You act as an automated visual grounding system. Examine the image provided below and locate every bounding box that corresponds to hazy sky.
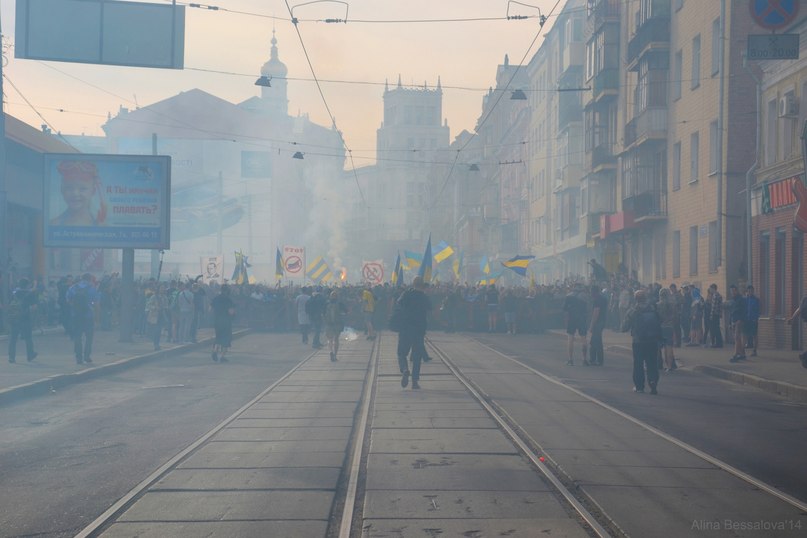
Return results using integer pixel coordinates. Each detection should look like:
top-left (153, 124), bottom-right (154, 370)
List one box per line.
top-left (2, 0), bottom-right (560, 163)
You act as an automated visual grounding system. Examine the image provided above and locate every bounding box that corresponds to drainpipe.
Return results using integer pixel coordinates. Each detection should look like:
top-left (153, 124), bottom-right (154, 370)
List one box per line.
top-left (716, 0), bottom-right (727, 286)
top-left (743, 56), bottom-right (761, 288)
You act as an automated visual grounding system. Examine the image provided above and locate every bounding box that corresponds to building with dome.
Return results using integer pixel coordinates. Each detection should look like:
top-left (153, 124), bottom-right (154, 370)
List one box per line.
top-left (100, 32), bottom-right (346, 281)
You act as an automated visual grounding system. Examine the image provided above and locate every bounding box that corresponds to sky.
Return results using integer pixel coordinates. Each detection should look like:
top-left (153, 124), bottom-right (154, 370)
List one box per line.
top-left (1, 0), bottom-right (562, 164)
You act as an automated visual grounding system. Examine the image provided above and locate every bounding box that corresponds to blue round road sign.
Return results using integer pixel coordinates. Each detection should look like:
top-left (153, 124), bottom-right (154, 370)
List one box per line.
top-left (751, 0), bottom-right (800, 30)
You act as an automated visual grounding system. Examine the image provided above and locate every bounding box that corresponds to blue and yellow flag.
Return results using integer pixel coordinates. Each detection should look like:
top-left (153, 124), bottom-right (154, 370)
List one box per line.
top-left (275, 247), bottom-right (284, 280)
top-left (452, 252), bottom-right (462, 281)
top-left (480, 255), bottom-right (490, 275)
top-left (231, 250), bottom-right (249, 285)
top-left (433, 240), bottom-right (454, 263)
top-left (501, 255), bottom-right (535, 277)
top-left (391, 253), bottom-right (402, 286)
top-left (306, 256), bottom-right (333, 283)
top-left (418, 234), bottom-right (433, 283)
top-left (479, 270), bottom-right (502, 286)
top-left (404, 250), bottom-right (422, 269)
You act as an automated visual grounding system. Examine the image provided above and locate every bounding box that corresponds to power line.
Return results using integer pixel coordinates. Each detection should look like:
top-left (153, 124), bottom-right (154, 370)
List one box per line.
top-left (2, 74), bottom-right (78, 151)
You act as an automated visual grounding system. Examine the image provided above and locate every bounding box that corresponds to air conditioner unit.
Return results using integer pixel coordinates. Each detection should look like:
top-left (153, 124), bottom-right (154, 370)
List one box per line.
top-left (779, 94), bottom-right (799, 118)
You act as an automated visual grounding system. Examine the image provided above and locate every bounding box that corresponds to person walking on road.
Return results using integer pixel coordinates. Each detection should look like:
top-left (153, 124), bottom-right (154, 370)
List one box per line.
top-left (210, 284), bottom-right (235, 363)
top-left (588, 285), bottom-right (607, 366)
top-left (657, 288), bottom-right (677, 372)
top-left (7, 278), bottom-right (38, 363)
top-left (324, 290), bottom-right (348, 362)
top-left (362, 285), bottom-right (376, 340)
top-left (788, 296), bottom-right (807, 368)
top-left (295, 287), bottom-right (312, 344)
top-left (66, 273), bottom-right (100, 365)
top-left (307, 288), bottom-right (326, 349)
top-left (744, 285), bottom-right (760, 357)
top-left (396, 276), bottom-right (431, 389)
top-left (707, 284), bottom-right (723, 348)
top-left (622, 289), bottom-right (662, 394)
top-left (563, 285), bottom-right (588, 366)
top-left (728, 284), bottom-right (747, 363)
top-left (145, 285), bottom-right (166, 351)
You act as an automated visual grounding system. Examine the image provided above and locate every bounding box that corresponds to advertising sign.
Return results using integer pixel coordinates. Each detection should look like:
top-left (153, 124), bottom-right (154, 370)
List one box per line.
top-left (283, 245), bottom-right (305, 279)
top-left (43, 154), bottom-right (171, 249)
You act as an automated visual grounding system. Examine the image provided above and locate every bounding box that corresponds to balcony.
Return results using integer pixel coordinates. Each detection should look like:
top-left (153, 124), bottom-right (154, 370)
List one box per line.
top-left (560, 42), bottom-right (584, 79)
top-left (558, 92), bottom-right (582, 130)
top-left (623, 190), bottom-right (668, 222)
top-left (592, 68), bottom-right (619, 101)
top-left (627, 17), bottom-right (671, 66)
top-left (587, 0), bottom-right (620, 33)
top-left (589, 142), bottom-right (617, 170)
top-left (623, 107), bottom-right (668, 149)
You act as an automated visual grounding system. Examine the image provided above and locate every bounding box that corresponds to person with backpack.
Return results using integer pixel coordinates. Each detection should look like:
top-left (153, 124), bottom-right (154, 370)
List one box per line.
top-left (176, 281), bottom-right (195, 343)
top-left (210, 284), bottom-right (235, 363)
top-left (7, 278), bottom-right (38, 363)
top-left (562, 284), bottom-right (589, 366)
top-left (324, 290), bottom-right (348, 362)
top-left (622, 289), bottom-right (662, 394)
top-left (66, 273), bottom-right (100, 365)
top-left (787, 295), bottom-right (807, 368)
top-left (295, 287), bottom-right (312, 345)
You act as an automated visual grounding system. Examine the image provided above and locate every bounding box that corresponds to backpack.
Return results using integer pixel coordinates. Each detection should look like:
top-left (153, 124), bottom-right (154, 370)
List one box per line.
top-left (70, 286), bottom-right (90, 319)
top-left (800, 296), bottom-right (807, 322)
top-left (7, 292), bottom-right (26, 322)
top-left (634, 306), bottom-right (662, 343)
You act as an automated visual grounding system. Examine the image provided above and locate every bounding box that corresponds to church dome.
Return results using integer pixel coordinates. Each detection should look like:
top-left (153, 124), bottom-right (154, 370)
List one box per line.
top-left (261, 32), bottom-right (288, 78)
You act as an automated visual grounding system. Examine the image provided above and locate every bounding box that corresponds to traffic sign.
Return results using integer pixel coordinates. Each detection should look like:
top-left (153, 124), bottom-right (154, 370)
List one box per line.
top-left (747, 33), bottom-right (800, 59)
top-left (750, 0), bottom-right (800, 30)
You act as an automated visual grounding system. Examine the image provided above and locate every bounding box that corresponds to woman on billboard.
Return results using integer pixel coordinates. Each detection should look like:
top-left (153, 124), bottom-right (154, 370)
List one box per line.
top-left (50, 160), bottom-right (107, 226)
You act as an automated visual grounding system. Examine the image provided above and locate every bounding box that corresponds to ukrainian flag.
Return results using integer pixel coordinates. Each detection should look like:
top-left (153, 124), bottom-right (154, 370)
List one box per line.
top-left (480, 255), bottom-right (490, 275)
top-left (275, 247), bottom-right (284, 280)
top-left (501, 255), bottom-right (535, 277)
top-left (417, 234), bottom-right (433, 283)
top-left (307, 256), bottom-right (333, 283)
top-left (404, 250), bottom-right (422, 269)
top-left (391, 253), bottom-right (402, 287)
top-left (433, 240), bottom-right (454, 263)
top-left (479, 270), bottom-right (503, 286)
top-left (231, 250), bottom-right (249, 285)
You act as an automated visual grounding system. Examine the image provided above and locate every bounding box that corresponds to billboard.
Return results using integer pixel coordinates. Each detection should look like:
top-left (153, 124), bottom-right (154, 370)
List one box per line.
top-left (15, 0), bottom-right (185, 69)
top-left (43, 153), bottom-right (171, 249)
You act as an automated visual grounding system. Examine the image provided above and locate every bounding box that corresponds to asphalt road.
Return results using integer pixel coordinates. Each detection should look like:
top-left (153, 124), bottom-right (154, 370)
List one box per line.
top-left (470, 332), bottom-right (807, 504)
top-left (0, 333), bottom-right (313, 538)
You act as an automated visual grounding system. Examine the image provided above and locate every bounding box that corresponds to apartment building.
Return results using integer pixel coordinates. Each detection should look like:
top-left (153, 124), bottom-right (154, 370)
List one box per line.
top-left (751, 16), bottom-right (807, 349)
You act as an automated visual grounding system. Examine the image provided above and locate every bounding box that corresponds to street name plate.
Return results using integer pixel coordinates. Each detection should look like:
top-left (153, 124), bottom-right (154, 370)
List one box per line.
top-left (747, 33), bottom-right (800, 60)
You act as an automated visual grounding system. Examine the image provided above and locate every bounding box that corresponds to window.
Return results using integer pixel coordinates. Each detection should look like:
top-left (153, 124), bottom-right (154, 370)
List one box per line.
top-left (673, 230), bottom-right (681, 278)
top-left (708, 220), bottom-right (719, 272)
top-left (781, 90), bottom-right (797, 159)
top-left (690, 132), bottom-right (699, 183)
top-left (775, 228), bottom-right (786, 315)
top-left (655, 233), bottom-right (667, 280)
top-left (709, 120), bottom-right (719, 174)
top-left (689, 226), bottom-right (699, 276)
top-left (711, 19), bottom-right (720, 76)
top-left (759, 233), bottom-right (770, 316)
top-left (673, 142), bottom-right (681, 190)
top-left (766, 98), bottom-right (777, 166)
top-left (672, 50), bottom-right (682, 101)
top-left (691, 35), bottom-right (701, 89)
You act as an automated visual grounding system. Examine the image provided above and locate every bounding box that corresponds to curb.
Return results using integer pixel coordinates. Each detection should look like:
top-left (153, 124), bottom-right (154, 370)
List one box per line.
top-left (0, 329), bottom-right (250, 407)
top-left (693, 364), bottom-right (807, 404)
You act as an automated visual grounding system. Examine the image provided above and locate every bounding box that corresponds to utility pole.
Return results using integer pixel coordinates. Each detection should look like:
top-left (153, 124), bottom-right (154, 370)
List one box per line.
top-left (151, 133), bottom-right (160, 278)
top-left (0, 9), bottom-right (8, 311)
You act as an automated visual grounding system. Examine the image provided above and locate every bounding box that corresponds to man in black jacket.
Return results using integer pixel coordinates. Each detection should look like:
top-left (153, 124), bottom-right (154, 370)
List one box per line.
top-left (622, 289), bottom-right (662, 395)
top-left (7, 278), bottom-right (38, 363)
top-left (397, 276), bottom-right (432, 390)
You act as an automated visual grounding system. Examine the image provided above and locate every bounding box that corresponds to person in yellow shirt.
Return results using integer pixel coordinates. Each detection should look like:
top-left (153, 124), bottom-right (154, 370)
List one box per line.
top-left (362, 285), bottom-right (376, 340)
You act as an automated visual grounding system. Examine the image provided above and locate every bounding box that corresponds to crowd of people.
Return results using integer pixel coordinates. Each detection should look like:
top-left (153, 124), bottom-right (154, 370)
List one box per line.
top-left (0, 266), bottom-right (797, 390)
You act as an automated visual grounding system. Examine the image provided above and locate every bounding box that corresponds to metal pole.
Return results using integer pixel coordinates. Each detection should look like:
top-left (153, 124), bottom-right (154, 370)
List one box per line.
top-left (743, 56), bottom-right (761, 288)
top-left (119, 248), bottom-right (134, 342)
top-left (716, 0), bottom-right (726, 283)
top-left (217, 171), bottom-right (223, 255)
top-left (151, 133), bottom-right (160, 278)
top-left (0, 8), bottom-right (9, 313)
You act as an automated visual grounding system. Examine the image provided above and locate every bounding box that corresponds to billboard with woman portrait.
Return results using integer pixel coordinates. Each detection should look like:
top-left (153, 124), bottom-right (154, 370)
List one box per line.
top-left (43, 153), bottom-right (171, 249)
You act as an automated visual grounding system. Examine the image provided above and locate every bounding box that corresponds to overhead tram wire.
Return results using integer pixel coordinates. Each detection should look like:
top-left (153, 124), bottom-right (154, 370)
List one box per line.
top-left (2, 74), bottom-right (79, 151)
top-left (284, 0), bottom-right (366, 207)
top-left (430, 0), bottom-right (563, 210)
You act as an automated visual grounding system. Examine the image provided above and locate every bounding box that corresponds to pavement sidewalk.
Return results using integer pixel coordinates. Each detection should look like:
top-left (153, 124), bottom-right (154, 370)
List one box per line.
top-left (551, 328), bottom-right (807, 403)
top-left (0, 326), bottom-right (223, 405)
